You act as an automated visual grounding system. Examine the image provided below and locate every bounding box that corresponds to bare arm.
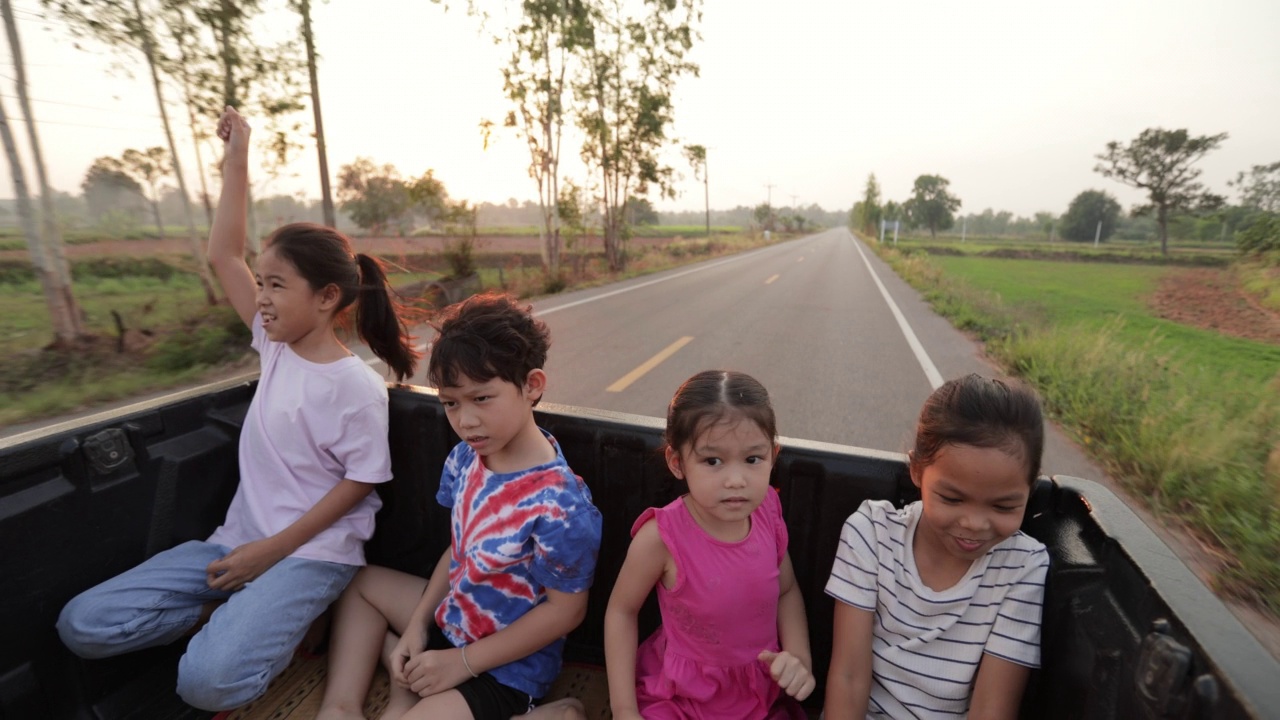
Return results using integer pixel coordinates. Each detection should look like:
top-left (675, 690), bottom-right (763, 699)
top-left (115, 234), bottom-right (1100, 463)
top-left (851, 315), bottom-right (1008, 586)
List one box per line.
top-left (206, 478), bottom-right (375, 590)
top-left (207, 106), bottom-right (256, 328)
top-left (760, 552), bottom-right (815, 700)
top-left (406, 548), bottom-right (453, 637)
top-left (401, 584), bottom-right (591, 697)
top-left (968, 654), bottom-right (1032, 720)
top-left (387, 548), bottom-right (453, 687)
top-left (824, 601), bottom-right (875, 720)
top-left (604, 520), bottom-right (670, 720)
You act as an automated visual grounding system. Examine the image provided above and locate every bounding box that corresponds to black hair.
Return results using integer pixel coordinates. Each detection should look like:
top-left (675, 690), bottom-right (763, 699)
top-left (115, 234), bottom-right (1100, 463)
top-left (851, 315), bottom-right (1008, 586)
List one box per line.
top-left (910, 373), bottom-right (1045, 485)
top-left (664, 370), bottom-right (778, 456)
top-left (265, 223), bottom-right (420, 381)
top-left (426, 292), bottom-right (550, 403)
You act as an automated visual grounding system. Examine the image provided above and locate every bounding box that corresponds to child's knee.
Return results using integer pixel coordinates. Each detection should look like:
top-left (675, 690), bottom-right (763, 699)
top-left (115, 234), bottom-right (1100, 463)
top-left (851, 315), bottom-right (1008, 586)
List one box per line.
top-left (56, 594), bottom-right (115, 659)
top-left (176, 646), bottom-right (270, 711)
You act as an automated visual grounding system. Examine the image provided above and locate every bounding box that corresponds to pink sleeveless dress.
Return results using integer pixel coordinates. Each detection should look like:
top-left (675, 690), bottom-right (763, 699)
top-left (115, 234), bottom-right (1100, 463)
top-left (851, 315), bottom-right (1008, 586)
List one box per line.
top-left (632, 489), bottom-right (807, 720)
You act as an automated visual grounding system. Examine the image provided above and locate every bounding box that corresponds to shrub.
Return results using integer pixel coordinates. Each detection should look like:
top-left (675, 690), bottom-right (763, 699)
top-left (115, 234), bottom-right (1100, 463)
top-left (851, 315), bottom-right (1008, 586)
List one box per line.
top-left (1238, 214), bottom-right (1280, 256)
top-left (146, 307), bottom-right (250, 372)
top-left (442, 237), bottom-right (475, 279)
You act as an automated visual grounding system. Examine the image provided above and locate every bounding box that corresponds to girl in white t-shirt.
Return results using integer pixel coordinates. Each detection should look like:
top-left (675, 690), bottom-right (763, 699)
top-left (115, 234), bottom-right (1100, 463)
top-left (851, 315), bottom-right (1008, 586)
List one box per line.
top-left (56, 106), bottom-right (420, 712)
top-left (824, 374), bottom-right (1050, 720)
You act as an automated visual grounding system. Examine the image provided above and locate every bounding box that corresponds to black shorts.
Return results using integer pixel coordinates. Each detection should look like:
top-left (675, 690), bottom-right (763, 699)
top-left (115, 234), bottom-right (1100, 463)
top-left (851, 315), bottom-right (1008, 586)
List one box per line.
top-left (427, 624), bottom-right (538, 719)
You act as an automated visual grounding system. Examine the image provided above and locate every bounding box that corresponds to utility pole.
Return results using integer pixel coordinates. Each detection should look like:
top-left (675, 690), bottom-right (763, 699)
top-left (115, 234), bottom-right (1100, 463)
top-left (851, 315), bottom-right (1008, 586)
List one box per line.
top-left (703, 151), bottom-right (710, 238)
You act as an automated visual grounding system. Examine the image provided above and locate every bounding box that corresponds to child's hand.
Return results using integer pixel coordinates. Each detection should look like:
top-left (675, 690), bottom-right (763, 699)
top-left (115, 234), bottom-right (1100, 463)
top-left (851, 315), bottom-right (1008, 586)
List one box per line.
top-left (402, 647), bottom-right (471, 697)
top-left (205, 538), bottom-right (287, 591)
top-left (388, 628), bottom-right (425, 688)
top-left (216, 106), bottom-right (251, 158)
top-left (759, 649), bottom-right (816, 701)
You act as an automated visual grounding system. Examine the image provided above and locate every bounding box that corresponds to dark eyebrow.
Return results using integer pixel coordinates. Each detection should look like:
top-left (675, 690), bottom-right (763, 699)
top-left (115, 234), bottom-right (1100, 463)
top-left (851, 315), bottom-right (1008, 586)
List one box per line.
top-left (695, 443), bottom-right (771, 454)
top-left (935, 481), bottom-right (1026, 504)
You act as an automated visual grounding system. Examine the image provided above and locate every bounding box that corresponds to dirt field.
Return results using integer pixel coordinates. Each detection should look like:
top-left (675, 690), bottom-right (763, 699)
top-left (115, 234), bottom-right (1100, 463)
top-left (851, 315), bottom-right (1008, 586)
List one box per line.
top-left (0, 233), bottom-right (679, 261)
top-left (1148, 267), bottom-right (1280, 345)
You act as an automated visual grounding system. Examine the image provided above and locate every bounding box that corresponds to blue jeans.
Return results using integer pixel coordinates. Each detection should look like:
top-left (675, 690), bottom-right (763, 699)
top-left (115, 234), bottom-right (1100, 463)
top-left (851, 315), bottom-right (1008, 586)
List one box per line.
top-left (56, 540), bottom-right (357, 711)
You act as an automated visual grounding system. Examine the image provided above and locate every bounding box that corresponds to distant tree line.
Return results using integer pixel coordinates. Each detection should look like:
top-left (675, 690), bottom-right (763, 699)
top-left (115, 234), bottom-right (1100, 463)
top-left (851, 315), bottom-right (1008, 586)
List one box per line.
top-left (848, 128), bottom-right (1278, 256)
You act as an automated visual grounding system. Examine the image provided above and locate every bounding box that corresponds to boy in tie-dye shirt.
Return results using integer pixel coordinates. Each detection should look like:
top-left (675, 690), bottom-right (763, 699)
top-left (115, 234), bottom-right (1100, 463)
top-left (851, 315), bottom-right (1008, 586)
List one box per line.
top-left (319, 293), bottom-right (602, 720)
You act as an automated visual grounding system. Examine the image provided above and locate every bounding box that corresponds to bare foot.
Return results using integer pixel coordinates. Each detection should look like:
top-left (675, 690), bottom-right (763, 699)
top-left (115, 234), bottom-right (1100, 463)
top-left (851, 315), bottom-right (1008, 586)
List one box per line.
top-left (521, 698), bottom-right (586, 719)
top-left (315, 706), bottom-right (366, 720)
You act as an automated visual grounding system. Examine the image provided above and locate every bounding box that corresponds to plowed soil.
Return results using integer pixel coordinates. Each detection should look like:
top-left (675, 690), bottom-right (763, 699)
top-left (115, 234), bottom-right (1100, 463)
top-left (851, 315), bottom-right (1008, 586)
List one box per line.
top-left (1148, 267), bottom-right (1280, 345)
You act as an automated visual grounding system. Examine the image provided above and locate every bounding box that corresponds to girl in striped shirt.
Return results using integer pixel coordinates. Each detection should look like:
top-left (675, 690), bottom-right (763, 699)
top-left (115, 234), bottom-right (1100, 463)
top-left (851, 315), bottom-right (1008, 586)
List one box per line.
top-left (825, 375), bottom-right (1050, 719)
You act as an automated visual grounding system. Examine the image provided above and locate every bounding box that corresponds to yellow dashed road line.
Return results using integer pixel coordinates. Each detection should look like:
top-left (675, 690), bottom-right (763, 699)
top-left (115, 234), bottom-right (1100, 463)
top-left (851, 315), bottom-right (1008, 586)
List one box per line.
top-left (606, 336), bottom-right (696, 393)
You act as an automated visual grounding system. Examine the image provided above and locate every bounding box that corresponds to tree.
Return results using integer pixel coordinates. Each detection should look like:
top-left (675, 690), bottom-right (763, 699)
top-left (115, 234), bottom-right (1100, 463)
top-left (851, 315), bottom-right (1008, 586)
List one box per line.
top-left (5, 0), bottom-right (83, 341)
top-left (1229, 160), bottom-right (1280, 214)
top-left (1033, 211), bottom-right (1056, 240)
top-left (558, 178), bottom-right (588, 273)
top-left (499, 0), bottom-right (591, 275)
top-left (854, 173), bottom-right (881, 235)
top-left (292, 0), bottom-right (335, 227)
top-left (576, 0), bottom-right (702, 271)
top-left (1095, 128), bottom-right (1227, 255)
top-left (904, 174), bottom-right (961, 239)
top-left (82, 157), bottom-right (145, 222)
top-left (882, 200), bottom-right (902, 222)
top-left (121, 147), bottom-right (172, 237)
top-left (43, 0), bottom-right (226, 302)
top-left (0, 91), bottom-right (82, 344)
top-left (407, 169), bottom-right (449, 228)
top-left (684, 144), bottom-right (708, 236)
top-left (336, 158), bottom-right (410, 234)
top-left (1059, 190), bottom-right (1121, 243)
top-left (626, 195), bottom-right (658, 226)
top-left (753, 203), bottom-right (775, 232)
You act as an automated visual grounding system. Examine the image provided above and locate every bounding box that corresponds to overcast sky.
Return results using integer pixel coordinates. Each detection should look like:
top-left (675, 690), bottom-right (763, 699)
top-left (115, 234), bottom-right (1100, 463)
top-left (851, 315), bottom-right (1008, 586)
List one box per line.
top-left (4, 0), bottom-right (1278, 218)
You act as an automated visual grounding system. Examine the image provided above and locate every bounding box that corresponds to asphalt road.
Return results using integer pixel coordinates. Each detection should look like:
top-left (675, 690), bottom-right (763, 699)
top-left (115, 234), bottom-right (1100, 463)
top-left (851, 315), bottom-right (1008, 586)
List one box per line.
top-left (510, 227), bottom-right (1101, 480)
top-left (1, 228), bottom-right (1106, 482)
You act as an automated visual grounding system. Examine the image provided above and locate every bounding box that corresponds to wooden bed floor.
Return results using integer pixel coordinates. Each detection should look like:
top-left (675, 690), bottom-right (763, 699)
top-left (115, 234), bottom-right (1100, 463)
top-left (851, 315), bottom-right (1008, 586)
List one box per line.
top-left (222, 653), bottom-right (614, 719)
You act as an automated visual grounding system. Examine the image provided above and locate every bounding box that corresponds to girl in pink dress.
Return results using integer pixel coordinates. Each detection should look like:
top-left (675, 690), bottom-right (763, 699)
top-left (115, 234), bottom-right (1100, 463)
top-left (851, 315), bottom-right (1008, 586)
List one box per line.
top-left (605, 370), bottom-right (814, 720)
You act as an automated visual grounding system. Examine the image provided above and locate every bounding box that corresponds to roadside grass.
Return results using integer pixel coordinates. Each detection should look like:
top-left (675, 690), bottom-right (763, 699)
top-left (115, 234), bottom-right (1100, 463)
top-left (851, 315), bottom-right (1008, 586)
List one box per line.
top-left (408, 224), bottom-right (743, 238)
top-left (882, 234), bottom-right (1234, 266)
top-left (1239, 260), bottom-right (1280, 312)
top-left (2, 231), bottom-right (786, 427)
top-left (872, 241), bottom-right (1280, 613)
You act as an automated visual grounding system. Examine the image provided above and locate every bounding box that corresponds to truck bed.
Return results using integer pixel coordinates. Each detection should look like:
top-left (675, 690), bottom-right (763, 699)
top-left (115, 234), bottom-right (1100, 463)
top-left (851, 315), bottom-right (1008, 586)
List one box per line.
top-left (3, 377), bottom-right (1278, 718)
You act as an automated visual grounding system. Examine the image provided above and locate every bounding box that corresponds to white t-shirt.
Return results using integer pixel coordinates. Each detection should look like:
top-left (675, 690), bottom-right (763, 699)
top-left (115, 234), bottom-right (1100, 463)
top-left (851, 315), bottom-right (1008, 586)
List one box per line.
top-left (208, 314), bottom-right (392, 566)
top-left (825, 499), bottom-right (1049, 719)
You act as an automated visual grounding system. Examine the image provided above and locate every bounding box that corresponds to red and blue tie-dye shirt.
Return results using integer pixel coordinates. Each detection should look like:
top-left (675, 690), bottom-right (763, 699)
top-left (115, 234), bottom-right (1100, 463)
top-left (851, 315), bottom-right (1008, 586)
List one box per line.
top-left (434, 429), bottom-right (602, 697)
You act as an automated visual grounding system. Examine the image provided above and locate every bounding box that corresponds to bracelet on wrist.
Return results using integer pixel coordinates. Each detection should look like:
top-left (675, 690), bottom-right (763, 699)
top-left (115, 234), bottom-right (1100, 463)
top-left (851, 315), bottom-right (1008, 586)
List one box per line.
top-left (461, 644), bottom-right (479, 678)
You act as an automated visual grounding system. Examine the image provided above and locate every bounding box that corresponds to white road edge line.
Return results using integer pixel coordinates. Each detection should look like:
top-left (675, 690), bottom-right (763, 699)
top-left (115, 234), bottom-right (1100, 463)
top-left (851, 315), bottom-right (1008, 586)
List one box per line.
top-left (534, 243), bottom-right (788, 317)
top-left (849, 233), bottom-right (944, 390)
top-left (368, 239), bottom-right (803, 369)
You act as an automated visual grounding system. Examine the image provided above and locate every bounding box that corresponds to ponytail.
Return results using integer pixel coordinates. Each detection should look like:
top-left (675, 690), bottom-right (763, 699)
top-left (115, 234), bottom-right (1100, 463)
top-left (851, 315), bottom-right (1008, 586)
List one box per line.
top-left (355, 253), bottom-right (420, 382)
top-left (265, 223), bottom-right (421, 381)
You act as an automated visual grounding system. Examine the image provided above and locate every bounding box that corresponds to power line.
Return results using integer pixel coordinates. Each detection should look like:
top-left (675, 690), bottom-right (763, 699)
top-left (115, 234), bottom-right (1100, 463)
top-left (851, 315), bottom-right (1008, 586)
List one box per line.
top-left (0, 93), bottom-right (162, 118)
top-left (4, 114), bottom-right (159, 132)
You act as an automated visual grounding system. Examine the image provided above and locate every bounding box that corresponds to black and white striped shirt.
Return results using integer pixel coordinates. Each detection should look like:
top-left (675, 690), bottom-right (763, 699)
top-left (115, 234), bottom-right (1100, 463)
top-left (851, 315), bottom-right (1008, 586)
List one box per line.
top-left (825, 499), bottom-right (1049, 718)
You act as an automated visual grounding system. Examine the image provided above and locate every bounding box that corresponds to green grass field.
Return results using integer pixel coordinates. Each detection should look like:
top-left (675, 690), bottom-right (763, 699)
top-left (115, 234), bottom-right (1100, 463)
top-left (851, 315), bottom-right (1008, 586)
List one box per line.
top-left (1, 231), bottom-right (775, 427)
top-left (931, 256), bottom-right (1280, 384)
top-left (874, 242), bottom-right (1280, 613)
